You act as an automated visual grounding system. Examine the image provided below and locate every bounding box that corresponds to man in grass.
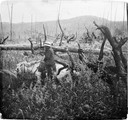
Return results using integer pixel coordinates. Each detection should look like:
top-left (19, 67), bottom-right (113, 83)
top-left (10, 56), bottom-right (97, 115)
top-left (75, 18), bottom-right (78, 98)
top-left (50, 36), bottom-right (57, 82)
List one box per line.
top-left (43, 42), bottom-right (56, 79)
top-left (38, 42), bottom-right (56, 80)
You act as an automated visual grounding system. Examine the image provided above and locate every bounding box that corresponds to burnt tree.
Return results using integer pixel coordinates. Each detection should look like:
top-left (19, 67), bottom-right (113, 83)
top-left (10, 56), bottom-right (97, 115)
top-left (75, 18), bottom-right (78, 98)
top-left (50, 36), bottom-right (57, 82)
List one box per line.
top-left (93, 22), bottom-right (127, 118)
top-left (43, 24), bottom-right (47, 44)
top-left (94, 21), bottom-right (127, 81)
top-left (58, 18), bottom-right (65, 46)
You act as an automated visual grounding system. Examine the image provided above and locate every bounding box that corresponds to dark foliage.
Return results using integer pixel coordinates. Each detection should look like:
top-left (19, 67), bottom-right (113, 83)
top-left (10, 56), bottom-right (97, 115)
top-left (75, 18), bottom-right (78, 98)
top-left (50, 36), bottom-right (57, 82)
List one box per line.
top-left (0, 49), bottom-right (127, 120)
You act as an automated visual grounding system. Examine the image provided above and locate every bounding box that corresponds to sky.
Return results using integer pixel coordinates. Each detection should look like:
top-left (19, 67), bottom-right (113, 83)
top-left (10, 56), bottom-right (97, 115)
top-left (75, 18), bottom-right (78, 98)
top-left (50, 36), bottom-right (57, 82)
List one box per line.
top-left (0, 0), bottom-right (127, 23)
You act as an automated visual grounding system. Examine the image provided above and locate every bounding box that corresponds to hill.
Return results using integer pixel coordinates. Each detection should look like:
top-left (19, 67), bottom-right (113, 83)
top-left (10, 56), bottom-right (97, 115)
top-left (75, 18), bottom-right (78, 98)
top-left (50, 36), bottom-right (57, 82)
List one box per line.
top-left (1, 15), bottom-right (127, 40)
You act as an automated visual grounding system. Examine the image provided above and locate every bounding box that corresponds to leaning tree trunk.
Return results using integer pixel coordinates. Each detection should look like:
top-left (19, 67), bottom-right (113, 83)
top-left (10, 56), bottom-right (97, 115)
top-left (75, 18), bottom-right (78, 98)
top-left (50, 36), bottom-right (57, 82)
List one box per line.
top-left (98, 37), bottom-right (107, 61)
top-left (94, 22), bottom-right (127, 116)
top-left (94, 22), bottom-right (127, 84)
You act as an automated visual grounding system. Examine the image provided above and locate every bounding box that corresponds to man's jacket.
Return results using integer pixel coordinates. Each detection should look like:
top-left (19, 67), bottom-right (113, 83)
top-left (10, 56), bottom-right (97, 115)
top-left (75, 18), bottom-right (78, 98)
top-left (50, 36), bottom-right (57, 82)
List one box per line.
top-left (44, 47), bottom-right (55, 66)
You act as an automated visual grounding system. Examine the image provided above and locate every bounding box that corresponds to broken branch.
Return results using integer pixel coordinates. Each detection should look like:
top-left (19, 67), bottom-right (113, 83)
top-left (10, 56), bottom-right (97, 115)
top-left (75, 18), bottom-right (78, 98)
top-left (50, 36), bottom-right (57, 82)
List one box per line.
top-left (118, 37), bottom-right (128, 48)
top-left (28, 38), bottom-right (34, 54)
top-left (43, 24), bottom-right (47, 44)
top-left (98, 37), bottom-right (107, 61)
top-left (1, 36), bottom-right (9, 44)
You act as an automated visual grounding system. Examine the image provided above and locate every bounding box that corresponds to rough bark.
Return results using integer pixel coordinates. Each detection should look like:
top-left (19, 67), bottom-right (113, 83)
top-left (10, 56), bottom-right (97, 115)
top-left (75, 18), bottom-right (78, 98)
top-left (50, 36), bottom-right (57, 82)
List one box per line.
top-left (93, 21), bottom-right (127, 83)
top-left (58, 18), bottom-right (64, 46)
top-left (92, 32), bottom-right (96, 39)
top-left (28, 38), bottom-right (34, 54)
top-left (43, 24), bottom-right (47, 44)
top-left (0, 36), bottom-right (9, 44)
top-left (55, 60), bottom-right (69, 75)
top-left (85, 26), bottom-right (90, 38)
top-left (67, 33), bottom-right (77, 43)
top-left (98, 37), bottom-right (107, 61)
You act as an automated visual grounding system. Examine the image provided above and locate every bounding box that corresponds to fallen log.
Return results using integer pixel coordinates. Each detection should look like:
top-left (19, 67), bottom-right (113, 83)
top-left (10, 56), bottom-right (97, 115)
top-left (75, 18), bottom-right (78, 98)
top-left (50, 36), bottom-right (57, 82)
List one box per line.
top-left (0, 44), bottom-right (110, 56)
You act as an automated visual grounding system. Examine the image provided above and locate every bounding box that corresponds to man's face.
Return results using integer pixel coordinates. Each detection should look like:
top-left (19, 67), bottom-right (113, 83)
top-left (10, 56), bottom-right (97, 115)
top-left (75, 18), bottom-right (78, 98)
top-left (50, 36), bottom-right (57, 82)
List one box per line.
top-left (45, 46), bottom-right (50, 51)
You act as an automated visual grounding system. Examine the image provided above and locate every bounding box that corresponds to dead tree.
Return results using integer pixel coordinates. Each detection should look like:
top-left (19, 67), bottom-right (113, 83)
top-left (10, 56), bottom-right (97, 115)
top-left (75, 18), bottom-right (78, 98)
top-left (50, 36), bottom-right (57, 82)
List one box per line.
top-left (98, 36), bottom-right (107, 61)
top-left (85, 26), bottom-right (93, 44)
top-left (0, 36), bottom-right (9, 44)
top-left (53, 34), bottom-right (61, 44)
top-left (66, 47), bottom-right (75, 73)
top-left (77, 42), bottom-right (87, 64)
top-left (55, 60), bottom-right (69, 75)
top-left (28, 38), bottom-right (34, 54)
top-left (93, 22), bottom-right (127, 117)
top-left (85, 26), bottom-right (90, 38)
top-left (67, 32), bottom-right (77, 43)
top-left (58, 18), bottom-right (64, 46)
top-left (91, 32), bottom-right (97, 39)
top-left (93, 21), bottom-right (127, 84)
top-left (58, 18), bottom-right (76, 45)
top-left (43, 24), bottom-right (47, 44)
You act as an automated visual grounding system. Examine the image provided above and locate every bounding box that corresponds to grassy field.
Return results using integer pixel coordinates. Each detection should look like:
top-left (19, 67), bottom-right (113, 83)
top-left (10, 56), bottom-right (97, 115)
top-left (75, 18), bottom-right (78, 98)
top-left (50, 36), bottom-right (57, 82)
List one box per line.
top-left (0, 15), bottom-right (127, 119)
top-left (1, 40), bottom-right (127, 119)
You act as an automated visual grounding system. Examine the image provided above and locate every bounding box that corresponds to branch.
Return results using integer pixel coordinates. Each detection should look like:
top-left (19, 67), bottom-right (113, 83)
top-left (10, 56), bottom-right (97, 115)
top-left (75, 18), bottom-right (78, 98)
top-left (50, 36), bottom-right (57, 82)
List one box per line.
top-left (67, 32), bottom-right (77, 43)
top-left (93, 21), bottom-right (127, 78)
top-left (98, 37), bottom-right (107, 61)
top-left (118, 37), bottom-right (128, 48)
top-left (93, 21), bottom-right (118, 48)
top-left (92, 32), bottom-right (96, 39)
top-left (112, 37), bottom-right (119, 44)
top-left (67, 34), bottom-right (74, 43)
top-left (120, 50), bottom-right (127, 71)
top-left (28, 38), bottom-right (34, 54)
top-left (58, 18), bottom-right (64, 35)
top-left (77, 42), bottom-right (84, 61)
top-left (1, 36), bottom-right (9, 44)
top-left (66, 47), bottom-right (75, 73)
top-left (93, 21), bottom-right (105, 35)
top-left (59, 32), bottom-right (64, 46)
top-left (85, 26), bottom-right (90, 38)
top-left (43, 24), bottom-right (47, 44)
top-left (39, 37), bottom-right (42, 47)
top-left (57, 66), bottom-right (68, 75)
top-left (55, 59), bottom-right (69, 75)
top-left (58, 18), bottom-right (64, 46)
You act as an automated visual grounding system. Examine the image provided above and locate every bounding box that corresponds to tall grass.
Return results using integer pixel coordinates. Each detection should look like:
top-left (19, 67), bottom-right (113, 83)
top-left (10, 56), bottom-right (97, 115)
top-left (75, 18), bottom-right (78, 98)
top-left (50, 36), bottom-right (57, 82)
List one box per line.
top-left (1, 50), bottom-right (127, 119)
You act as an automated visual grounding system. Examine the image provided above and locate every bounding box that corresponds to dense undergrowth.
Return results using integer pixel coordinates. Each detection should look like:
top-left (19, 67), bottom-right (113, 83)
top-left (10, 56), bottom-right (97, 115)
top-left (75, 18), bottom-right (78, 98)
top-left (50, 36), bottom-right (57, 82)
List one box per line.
top-left (0, 50), bottom-right (127, 120)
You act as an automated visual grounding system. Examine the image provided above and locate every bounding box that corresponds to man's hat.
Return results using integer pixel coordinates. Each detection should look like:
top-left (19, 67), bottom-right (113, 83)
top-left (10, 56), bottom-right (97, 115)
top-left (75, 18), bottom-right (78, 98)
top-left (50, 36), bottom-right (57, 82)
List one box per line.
top-left (43, 42), bottom-right (51, 47)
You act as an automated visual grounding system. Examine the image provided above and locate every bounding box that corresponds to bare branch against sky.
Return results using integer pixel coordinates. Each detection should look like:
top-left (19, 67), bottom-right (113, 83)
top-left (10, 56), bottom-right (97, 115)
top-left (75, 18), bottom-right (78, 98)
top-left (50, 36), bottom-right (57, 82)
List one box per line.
top-left (0, 0), bottom-right (127, 23)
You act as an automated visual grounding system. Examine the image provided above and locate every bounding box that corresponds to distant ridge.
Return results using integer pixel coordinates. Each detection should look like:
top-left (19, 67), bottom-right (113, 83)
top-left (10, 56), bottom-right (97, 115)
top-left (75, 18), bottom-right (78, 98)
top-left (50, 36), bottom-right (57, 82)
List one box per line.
top-left (1, 15), bottom-right (127, 38)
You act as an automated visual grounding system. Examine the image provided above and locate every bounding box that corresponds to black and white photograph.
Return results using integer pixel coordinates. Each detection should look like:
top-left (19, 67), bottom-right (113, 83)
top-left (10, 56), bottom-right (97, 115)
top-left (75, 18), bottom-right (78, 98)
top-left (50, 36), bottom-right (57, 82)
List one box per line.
top-left (0, 0), bottom-right (127, 119)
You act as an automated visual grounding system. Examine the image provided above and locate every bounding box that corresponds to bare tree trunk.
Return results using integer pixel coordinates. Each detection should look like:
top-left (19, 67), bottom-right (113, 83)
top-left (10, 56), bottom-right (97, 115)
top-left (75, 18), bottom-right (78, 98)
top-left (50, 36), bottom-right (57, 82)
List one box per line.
top-left (43, 24), bottom-right (47, 44)
top-left (94, 22), bottom-right (127, 116)
top-left (98, 37), bottom-right (107, 61)
top-left (94, 21), bottom-right (127, 84)
top-left (31, 15), bottom-right (33, 38)
top-left (0, 14), bottom-right (4, 38)
top-left (127, 3), bottom-right (128, 31)
top-left (85, 26), bottom-right (90, 38)
top-left (58, 18), bottom-right (64, 46)
top-left (10, 4), bottom-right (13, 41)
top-left (59, 33), bottom-right (64, 46)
